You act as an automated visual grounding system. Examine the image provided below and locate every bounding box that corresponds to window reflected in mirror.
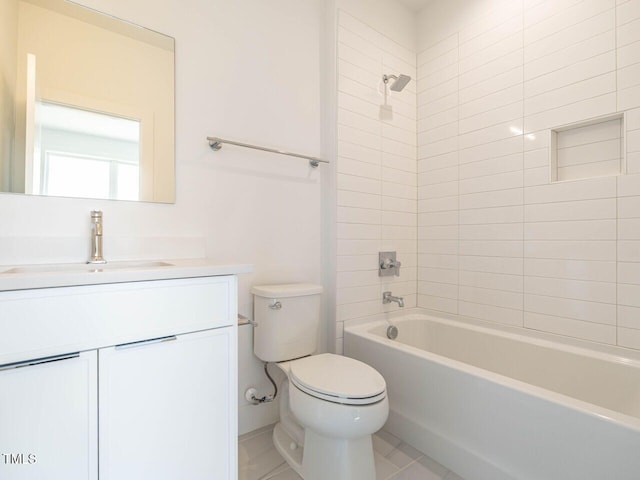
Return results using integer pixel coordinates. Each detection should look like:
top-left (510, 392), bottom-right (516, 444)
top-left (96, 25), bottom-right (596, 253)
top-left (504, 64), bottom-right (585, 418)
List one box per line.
top-left (36, 102), bottom-right (140, 201)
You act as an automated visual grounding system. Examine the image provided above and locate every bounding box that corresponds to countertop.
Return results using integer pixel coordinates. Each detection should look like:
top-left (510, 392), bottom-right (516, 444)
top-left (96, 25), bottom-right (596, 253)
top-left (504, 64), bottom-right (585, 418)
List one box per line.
top-left (0, 258), bottom-right (253, 291)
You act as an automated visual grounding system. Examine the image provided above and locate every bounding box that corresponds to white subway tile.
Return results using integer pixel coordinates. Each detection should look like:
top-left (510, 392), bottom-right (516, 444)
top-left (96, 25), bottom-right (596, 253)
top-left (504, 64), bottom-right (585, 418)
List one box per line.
top-left (459, 301), bottom-right (523, 326)
top-left (338, 92), bottom-right (380, 120)
top-left (418, 78), bottom-right (458, 106)
top-left (383, 196), bottom-right (417, 214)
top-left (618, 305), bottom-right (640, 329)
top-left (618, 283), bottom-right (640, 307)
top-left (460, 153), bottom-right (523, 179)
top-left (524, 176), bottom-right (616, 204)
top-left (524, 219), bottom-right (616, 240)
top-left (383, 152), bottom-right (417, 173)
top-left (383, 124), bottom-right (417, 147)
top-left (418, 34), bottom-right (458, 66)
top-left (338, 11), bottom-right (383, 47)
top-left (338, 108), bottom-right (381, 135)
top-left (459, 240), bottom-right (523, 257)
top-left (418, 239), bottom-right (458, 255)
top-left (418, 195), bottom-right (458, 213)
top-left (459, 31), bottom-right (523, 75)
top-left (418, 210), bottom-right (459, 226)
top-left (460, 255), bottom-right (524, 275)
top-left (557, 159), bottom-right (621, 182)
top-left (337, 223), bottom-right (380, 240)
top-left (524, 130), bottom-right (550, 151)
top-left (339, 124), bottom-right (382, 149)
top-left (524, 166), bottom-right (549, 186)
top-left (618, 17), bottom-right (640, 48)
top-left (524, 240), bottom-right (615, 261)
top-left (618, 240), bottom-right (640, 262)
top-left (524, 197), bottom-right (616, 221)
top-left (418, 295), bottom-right (458, 314)
top-left (383, 181), bottom-right (417, 200)
top-left (459, 13), bottom-right (522, 60)
top-left (460, 102), bottom-right (523, 135)
top-left (337, 206), bottom-right (381, 225)
top-left (460, 285), bottom-right (523, 309)
top-left (384, 225), bottom-right (418, 240)
top-left (459, 205), bottom-right (524, 224)
top-left (459, 170), bottom-right (523, 195)
top-left (339, 44), bottom-right (380, 75)
top-left (524, 312), bottom-right (616, 344)
top-left (337, 255), bottom-right (379, 272)
top-left (524, 294), bottom-right (615, 324)
top-left (337, 240), bottom-right (380, 257)
top-left (384, 167), bottom-right (417, 187)
top-left (418, 49), bottom-right (459, 81)
top-left (524, 52), bottom-right (615, 99)
top-left (459, 188), bottom-right (523, 209)
top-left (337, 157), bottom-right (381, 179)
top-left (618, 261), bottom-right (640, 284)
top-left (524, 30), bottom-right (615, 81)
top-left (459, 50), bottom-right (523, 90)
top-left (618, 40), bottom-right (640, 69)
top-left (419, 151), bottom-right (458, 172)
top-left (418, 225), bottom-right (458, 240)
top-left (460, 223), bottom-right (523, 240)
top-left (524, 8), bottom-right (614, 62)
top-left (418, 122), bottom-right (458, 146)
top-left (459, 66), bottom-right (523, 104)
top-left (337, 174), bottom-right (381, 195)
top-left (339, 59), bottom-right (381, 91)
top-left (338, 141), bottom-right (382, 165)
top-left (337, 269), bottom-right (379, 288)
top-left (618, 195), bottom-right (640, 218)
top-left (419, 267), bottom-right (459, 285)
top-left (617, 173), bottom-right (640, 196)
top-left (381, 211), bottom-right (416, 227)
top-left (418, 166), bottom-right (458, 186)
top-left (419, 181), bottom-right (458, 200)
top-left (336, 284), bottom-right (380, 304)
top-left (524, 258), bottom-right (616, 282)
top-left (337, 190), bottom-right (380, 209)
top-left (419, 253), bottom-right (459, 270)
top-left (459, 136), bottom-right (523, 164)
top-left (523, 148), bottom-right (549, 168)
top-left (618, 327), bottom-right (640, 350)
top-left (337, 300), bottom-right (382, 321)
top-left (618, 84), bottom-right (640, 110)
top-left (460, 270), bottom-right (523, 292)
top-left (418, 281), bottom-right (459, 299)
top-left (338, 26), bottom-right (382, 61)
top-left (419, 107), bottom-right (459, 132)
top-left (524, 0), bottom-right (614, 46)
top-left (525, 73), bottom-right (616, 116)
top-left (420, 63), bottom-right (459, 91)
top-left (524, 276), bottom-right (616, 303)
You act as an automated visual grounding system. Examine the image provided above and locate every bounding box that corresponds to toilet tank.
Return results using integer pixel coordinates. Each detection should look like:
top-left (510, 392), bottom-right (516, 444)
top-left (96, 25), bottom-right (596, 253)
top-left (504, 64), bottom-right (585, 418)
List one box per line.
top-left (251, 284), bottom-right (323, 363)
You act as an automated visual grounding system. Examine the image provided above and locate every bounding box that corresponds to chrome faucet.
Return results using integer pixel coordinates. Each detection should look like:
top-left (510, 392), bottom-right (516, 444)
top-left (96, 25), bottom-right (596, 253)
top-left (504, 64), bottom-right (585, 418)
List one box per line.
top-left (88, 210), bottom-right (106, 264)
top-left (383, 291), bottom-right (404, 308)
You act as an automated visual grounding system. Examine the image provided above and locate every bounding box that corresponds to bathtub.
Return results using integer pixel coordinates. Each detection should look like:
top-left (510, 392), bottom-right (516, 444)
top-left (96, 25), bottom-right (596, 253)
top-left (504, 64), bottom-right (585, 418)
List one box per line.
top-left (344, 312), bottom-right (640, 480)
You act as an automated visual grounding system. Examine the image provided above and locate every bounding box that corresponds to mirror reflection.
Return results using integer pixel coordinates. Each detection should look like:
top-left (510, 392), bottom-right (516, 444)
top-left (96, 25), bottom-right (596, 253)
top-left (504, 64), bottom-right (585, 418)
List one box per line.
top-left (0, 0), bottom-right (175, 203)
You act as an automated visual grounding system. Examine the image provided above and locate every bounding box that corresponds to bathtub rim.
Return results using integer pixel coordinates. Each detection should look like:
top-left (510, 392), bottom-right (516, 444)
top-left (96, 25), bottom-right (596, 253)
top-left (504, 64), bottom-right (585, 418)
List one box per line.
top-left (344, 310), bottom-right (640, 433)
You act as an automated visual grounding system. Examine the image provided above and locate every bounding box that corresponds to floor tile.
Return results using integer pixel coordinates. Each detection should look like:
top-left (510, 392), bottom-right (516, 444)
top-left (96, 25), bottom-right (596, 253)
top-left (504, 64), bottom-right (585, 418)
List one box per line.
top-left (386, 455), bottom-right (449, 480)
top-left (385, 442), bottom-right (423, 469)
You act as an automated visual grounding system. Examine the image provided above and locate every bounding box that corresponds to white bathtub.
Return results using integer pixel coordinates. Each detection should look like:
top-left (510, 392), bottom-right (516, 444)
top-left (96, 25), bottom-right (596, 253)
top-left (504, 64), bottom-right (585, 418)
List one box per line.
top-left (344, 312), bottom-right (640, 480)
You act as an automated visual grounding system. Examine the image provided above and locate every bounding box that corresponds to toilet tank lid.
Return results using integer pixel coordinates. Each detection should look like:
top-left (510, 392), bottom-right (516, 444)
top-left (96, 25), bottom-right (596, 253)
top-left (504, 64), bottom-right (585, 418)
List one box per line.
top-left (251, 283), bottom-right (323, 298)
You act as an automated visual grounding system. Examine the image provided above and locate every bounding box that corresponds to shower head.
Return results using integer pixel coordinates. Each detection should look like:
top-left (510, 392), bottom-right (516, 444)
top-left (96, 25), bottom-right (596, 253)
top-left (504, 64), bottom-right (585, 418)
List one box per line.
top-left (383, 74), bottom-right (412, 92)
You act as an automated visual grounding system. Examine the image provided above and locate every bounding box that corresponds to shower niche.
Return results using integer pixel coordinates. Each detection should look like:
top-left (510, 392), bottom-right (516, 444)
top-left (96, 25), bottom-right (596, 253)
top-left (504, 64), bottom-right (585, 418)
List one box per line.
top-left (549, 113), bottom-right (626, 183)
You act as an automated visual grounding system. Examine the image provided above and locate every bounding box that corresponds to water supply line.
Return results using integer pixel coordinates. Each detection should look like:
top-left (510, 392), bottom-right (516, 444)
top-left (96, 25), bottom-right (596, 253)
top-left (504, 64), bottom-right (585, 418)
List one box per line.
top-left (245, 362), bottom-right (278, 405)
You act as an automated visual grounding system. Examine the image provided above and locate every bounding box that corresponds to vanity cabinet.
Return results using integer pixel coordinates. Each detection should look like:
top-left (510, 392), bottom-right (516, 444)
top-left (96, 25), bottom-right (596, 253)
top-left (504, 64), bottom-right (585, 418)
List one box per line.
top-left (0, 351), bottom-right (98, 480)
top-left (0, 274), bottom-right (238, 480)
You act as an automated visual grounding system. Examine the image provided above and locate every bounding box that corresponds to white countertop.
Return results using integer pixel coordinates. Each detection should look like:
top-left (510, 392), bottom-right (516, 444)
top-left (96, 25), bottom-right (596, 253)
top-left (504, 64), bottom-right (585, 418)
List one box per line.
top-left (0, 258), bottom-right (253, 291)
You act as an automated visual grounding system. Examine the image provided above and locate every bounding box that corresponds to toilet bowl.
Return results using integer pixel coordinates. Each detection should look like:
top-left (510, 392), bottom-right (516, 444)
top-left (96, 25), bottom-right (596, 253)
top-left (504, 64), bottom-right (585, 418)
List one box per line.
top-left (251, 284), bottom-right (389, 480)
top-left (273, 354), bottom-right (388, 480)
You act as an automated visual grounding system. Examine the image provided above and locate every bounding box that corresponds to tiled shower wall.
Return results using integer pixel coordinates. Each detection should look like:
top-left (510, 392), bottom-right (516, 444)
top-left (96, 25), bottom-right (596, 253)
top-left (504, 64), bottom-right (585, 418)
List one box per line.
top-left (336, 11), bottom-right (417, 352)
top-left (417, 0), bottom-right (640, 349)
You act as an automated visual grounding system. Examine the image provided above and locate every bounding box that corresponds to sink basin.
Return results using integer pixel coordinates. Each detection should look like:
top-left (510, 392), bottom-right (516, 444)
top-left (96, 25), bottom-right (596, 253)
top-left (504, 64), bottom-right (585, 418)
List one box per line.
top-left (1, 261), bottom-right (174, 275)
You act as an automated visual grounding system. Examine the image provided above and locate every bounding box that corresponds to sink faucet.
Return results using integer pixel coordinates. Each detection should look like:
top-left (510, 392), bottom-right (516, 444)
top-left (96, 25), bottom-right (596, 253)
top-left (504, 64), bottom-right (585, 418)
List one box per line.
top-left (383, 291), bottom-right (404, 308)
top-left (88, 210), bottom-right (106, 264)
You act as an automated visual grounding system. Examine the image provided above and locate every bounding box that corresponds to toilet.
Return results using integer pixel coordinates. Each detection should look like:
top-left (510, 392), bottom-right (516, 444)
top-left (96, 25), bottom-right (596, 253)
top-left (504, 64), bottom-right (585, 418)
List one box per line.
top-left (252, 284), bottom-right (389, 480)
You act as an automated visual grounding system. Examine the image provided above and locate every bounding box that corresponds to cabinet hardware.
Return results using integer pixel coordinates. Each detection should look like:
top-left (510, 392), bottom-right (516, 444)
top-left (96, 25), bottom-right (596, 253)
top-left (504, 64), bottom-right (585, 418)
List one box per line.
top-left (115, 336), bottom-right (177, 350)
top-left (0, 353), bottom-right (80, 371)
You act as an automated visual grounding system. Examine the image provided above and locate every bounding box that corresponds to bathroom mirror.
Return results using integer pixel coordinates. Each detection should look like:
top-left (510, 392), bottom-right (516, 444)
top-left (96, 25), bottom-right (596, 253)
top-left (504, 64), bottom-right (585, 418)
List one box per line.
top-left (0, 0), bottom-right (175, 203)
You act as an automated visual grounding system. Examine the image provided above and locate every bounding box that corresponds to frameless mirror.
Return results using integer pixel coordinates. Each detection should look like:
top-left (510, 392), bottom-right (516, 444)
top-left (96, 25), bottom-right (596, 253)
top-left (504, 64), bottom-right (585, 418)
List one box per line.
top-left (0, 0), bottom-right (175, 203)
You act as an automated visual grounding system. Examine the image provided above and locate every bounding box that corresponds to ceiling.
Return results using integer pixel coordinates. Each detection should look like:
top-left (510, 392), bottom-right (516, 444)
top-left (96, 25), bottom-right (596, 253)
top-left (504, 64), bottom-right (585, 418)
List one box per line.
top-left (394, 0), bottom-right (435, 13)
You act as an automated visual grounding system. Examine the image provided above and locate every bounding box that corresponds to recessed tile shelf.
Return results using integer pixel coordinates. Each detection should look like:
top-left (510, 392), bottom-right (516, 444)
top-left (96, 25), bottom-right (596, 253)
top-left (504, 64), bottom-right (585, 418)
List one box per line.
top-left (550, 113), bottom-right (626, 183)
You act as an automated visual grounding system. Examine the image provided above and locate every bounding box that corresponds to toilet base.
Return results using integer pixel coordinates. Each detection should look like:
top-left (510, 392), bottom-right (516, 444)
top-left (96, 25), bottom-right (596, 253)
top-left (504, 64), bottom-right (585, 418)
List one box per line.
top-left (273, 422), bottom-right (305, 477)
top-left (302, 429), bottom-right (376, 480)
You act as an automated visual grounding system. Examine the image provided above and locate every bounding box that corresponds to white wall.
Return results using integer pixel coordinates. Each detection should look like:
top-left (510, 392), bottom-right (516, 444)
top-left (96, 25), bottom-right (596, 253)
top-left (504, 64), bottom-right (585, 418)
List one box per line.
top-left (0, 0), bottom-right (324, 434)
top-left (416, 0), bottom-right (640, 350)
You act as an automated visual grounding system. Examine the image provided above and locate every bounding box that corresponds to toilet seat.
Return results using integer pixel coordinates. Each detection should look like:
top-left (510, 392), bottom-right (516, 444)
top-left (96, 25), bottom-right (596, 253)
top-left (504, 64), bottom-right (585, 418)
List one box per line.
top-left (289, 353), bottom-right (386, 405)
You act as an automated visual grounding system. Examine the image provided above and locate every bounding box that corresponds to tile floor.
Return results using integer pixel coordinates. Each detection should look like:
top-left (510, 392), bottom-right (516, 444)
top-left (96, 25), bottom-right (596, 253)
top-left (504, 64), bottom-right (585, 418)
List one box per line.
top-left (239, 425), bottom-right (466, 480)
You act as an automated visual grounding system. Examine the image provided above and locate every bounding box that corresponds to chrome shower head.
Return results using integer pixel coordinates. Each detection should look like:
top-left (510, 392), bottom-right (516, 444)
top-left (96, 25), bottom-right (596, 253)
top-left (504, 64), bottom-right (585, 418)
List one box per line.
top-left (383, 74), bottom-right (412, 92)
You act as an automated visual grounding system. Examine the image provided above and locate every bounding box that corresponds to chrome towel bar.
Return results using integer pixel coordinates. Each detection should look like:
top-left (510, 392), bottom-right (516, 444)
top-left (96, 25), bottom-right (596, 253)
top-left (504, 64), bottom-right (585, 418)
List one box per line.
top-left (207, 136), bottom-right (328, 168)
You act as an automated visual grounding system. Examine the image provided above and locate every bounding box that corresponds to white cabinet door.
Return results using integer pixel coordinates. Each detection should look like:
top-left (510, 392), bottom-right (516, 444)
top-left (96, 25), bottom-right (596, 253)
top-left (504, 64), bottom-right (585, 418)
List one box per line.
top-left (99, 327), bottom-right (236, 480)
top-left (0, 350), bottom-right (98, 480)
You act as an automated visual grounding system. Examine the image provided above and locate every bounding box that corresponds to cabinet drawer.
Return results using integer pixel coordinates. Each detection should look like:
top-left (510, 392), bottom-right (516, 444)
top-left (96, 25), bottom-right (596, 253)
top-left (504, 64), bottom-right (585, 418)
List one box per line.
top-left (0, 276), bottom-right (236, 365)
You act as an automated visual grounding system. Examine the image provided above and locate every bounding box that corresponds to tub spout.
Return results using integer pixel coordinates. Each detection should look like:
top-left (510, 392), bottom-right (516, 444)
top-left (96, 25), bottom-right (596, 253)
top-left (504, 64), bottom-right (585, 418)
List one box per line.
top-left (383, 291), bottom-right (404, 307)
